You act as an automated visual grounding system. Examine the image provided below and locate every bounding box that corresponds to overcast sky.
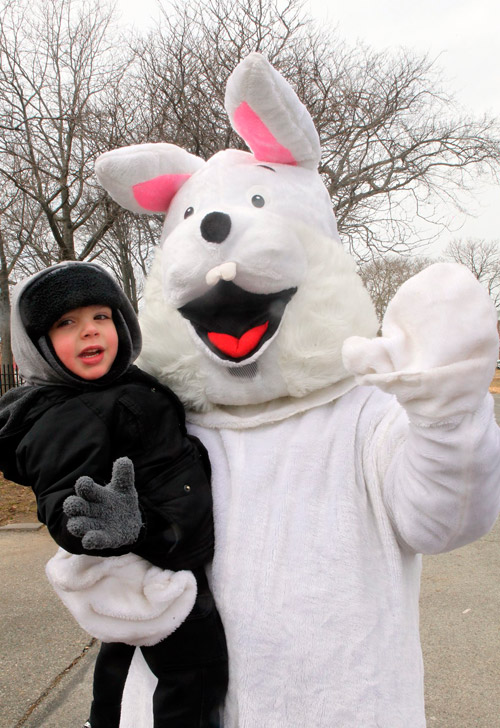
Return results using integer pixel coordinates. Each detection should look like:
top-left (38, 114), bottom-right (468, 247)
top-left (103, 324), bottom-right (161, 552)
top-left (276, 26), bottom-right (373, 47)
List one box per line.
top-left (310, 0), bottom-right (500, 116)
top-left (118, 0), bottom-right (500, 253)
top-left (308, 0), bottom-right (500, 252)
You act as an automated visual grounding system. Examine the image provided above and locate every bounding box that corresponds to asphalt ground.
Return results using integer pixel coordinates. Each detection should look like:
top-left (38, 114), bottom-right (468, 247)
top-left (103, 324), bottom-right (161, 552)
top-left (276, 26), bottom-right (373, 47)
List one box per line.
top-left (1, 395), bottom-right (499, 728)
top-left (0, 526), bottom-right (96, 728)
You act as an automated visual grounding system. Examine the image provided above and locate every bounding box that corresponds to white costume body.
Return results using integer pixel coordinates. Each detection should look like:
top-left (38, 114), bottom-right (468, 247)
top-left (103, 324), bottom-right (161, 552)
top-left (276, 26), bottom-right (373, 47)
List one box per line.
top-left (187, 387), bottom-right (500, 727)
top-left (120, 384), bottom-right (500, 728)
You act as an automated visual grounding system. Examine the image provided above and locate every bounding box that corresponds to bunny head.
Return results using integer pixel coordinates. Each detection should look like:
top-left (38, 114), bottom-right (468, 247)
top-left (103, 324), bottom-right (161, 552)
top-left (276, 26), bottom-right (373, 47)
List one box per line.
top-left (95, 54), bottom-right (378, 411)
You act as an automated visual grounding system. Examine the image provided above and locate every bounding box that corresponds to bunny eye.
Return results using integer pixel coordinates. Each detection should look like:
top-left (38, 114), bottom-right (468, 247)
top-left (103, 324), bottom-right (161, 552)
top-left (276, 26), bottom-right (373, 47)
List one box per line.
top-left (184, 207), bottom-right (194, 219)
top-left (248, 185), bottom-right (270, 208)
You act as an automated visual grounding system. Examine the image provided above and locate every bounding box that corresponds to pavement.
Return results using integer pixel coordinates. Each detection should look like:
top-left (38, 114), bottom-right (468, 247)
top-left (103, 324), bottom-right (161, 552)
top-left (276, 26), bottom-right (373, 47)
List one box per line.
top-left (0, 526), bottom-right (96, 728)
top-left (1, 395), bottom-right (500, 728)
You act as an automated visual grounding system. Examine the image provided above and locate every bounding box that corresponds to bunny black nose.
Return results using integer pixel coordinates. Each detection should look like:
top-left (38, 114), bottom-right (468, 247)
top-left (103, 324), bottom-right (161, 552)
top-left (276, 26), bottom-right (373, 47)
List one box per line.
top-left (200, 212), bottom-right (231, 244)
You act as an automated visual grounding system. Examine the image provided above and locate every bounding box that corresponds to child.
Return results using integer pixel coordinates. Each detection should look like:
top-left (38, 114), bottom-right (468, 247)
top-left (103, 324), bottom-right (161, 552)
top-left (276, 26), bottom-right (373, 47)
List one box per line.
top-left (0, 261), bottom-right (228, 728)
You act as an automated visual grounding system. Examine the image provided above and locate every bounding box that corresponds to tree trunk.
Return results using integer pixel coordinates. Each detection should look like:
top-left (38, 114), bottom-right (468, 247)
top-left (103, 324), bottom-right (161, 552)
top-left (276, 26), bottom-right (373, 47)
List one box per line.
top-left (0, 245), bottom-right (13, 369)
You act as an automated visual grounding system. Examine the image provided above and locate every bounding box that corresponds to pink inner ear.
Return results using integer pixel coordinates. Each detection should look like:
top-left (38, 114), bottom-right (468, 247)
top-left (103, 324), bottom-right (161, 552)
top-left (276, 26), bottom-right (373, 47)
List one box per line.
top-left (132, 174), bottom-right (191, 212)
top-left (233, 102), bottom-right (297, 166)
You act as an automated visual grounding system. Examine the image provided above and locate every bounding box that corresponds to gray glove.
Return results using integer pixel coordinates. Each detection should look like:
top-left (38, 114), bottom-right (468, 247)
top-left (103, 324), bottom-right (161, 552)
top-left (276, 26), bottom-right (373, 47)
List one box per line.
top-left (63, 457), bottom-right (143, 550)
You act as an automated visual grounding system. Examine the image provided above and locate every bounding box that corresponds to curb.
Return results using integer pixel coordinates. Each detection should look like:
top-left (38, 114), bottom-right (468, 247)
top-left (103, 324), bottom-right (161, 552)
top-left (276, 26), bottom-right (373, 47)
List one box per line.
top-left (0, 522), bottom-right (43, 531)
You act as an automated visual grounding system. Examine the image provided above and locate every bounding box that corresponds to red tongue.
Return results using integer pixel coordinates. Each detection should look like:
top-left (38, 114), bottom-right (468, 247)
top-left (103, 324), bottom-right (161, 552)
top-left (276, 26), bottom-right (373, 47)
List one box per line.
top-left (208, 322), bottom-right (269, 358)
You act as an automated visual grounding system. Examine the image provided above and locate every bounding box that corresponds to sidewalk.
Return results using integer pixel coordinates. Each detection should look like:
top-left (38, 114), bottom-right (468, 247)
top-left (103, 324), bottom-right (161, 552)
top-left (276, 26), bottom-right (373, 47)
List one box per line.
top-left (421, 517), bottom-right (500, 727)
top-left (1, 396), bottom-right (500, 728)
top-left (0, 526), bottom-right (96, 728)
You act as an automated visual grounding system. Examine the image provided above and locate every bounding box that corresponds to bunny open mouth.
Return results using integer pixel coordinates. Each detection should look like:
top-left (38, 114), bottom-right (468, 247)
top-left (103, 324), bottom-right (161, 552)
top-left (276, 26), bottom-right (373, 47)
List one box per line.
top-left (178, 280), bottom-right (297, 362)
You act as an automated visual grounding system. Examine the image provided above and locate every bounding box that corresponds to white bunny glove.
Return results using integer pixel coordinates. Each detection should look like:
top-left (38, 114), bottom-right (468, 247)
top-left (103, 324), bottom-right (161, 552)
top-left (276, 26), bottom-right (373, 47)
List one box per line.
top-left (342, 263), bottom-right (498, 426)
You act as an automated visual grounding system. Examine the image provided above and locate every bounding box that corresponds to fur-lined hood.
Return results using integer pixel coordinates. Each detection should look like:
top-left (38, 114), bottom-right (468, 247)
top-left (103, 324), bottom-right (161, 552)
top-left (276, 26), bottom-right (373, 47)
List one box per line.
top-left (10, 261), bottom-right (141, 388)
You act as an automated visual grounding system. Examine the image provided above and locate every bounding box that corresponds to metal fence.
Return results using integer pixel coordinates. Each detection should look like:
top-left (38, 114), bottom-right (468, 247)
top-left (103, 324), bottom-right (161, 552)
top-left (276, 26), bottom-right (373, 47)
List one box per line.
top-left (1, 363), bottom-right (23, 396)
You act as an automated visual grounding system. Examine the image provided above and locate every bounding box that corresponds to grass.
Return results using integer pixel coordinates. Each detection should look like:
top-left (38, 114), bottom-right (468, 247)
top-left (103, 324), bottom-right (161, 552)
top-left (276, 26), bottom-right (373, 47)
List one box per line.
top-left (490, 368), bottom-right (500, 394)
top-left (0, 474), bottom-right (38, 526)
top-left (1, 369), bottom-right (499, 526)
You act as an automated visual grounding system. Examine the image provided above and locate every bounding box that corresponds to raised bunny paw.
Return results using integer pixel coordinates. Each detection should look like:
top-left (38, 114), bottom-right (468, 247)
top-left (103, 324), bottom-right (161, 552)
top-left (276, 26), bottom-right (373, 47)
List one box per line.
top-left (342, 263), bottom-right (498, 424)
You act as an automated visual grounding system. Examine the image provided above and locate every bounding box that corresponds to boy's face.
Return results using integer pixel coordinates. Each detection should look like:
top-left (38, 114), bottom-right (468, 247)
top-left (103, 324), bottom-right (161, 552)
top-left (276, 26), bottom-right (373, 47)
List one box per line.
top-left (48, 305), bottom-right (119, 380)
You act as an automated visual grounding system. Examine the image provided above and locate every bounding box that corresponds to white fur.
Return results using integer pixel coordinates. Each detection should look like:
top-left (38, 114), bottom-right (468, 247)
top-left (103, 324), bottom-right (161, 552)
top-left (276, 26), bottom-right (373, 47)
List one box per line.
top-left (46, 550), bottom-right (197, 646)
top-left (342, 262), bottom-right (499, 425)
top-left (138, 217), bottom-right (378, 409)
top-left (138, 251), bottom-right (211, 412)
top-left (224, 52), bottom-right (321, 169)
top-left (95, 143), bottom-right (204, 214)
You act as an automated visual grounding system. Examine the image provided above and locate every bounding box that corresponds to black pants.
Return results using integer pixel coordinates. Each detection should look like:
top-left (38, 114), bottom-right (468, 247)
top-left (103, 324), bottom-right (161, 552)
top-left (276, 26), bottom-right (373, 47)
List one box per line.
top-left (89, 591), bottom-right (228, 728)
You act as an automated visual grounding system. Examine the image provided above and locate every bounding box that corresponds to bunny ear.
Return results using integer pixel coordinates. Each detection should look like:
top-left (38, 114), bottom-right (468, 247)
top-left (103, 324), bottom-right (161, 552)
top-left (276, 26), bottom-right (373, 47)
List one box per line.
top-left (95, 143), bottom-right (205, 214)
top-left (225, 53), bottom-right (321, 170)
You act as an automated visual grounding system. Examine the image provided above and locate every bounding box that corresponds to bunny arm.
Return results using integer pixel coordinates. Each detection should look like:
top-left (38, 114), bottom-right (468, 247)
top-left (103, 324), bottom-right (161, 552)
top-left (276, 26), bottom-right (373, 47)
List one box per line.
top-left (343, 263), bottom-right (500, 554)
top-left (364, 392), bottom-right (500, 555)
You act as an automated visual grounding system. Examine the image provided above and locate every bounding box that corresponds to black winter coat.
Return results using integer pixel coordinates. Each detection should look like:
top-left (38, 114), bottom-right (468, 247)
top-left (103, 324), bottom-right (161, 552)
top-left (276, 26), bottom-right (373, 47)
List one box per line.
top-left (0, 366), bottom-right (214, 572)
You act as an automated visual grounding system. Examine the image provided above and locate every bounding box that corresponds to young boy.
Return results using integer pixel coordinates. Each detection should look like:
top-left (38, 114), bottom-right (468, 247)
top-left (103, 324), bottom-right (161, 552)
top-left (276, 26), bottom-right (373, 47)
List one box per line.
top-left (0, 261), bottom-right (228, 728)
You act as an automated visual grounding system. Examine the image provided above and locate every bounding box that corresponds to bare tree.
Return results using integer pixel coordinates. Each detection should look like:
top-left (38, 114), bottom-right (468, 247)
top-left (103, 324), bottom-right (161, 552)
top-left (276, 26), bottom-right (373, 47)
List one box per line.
top-left (95, 213), bottom-right (162, 312)
top-left (0, 184), bottom-right (44, 367)
top-left (0, 0), bottom-right (151, 361)
top-left (1, 0), bottom-right (499, 343)
top-left (359, 254), bottom-right (435, 323)
top-left (133, 0), bottom-right (500, 260)
top-left (0, 0), bottom-right (134, 263)
top-left (132, 0), bottom-right (309, 153)
top-left (445, 238), bottom-right (500, 310)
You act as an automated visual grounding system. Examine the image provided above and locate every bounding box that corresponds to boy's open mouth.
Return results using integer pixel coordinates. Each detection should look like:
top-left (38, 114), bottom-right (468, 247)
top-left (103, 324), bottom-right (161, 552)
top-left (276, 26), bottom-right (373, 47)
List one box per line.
top-left (79, 346), bottom-right (104, 360)
top-left (178, 281), bottom-right (297, 362)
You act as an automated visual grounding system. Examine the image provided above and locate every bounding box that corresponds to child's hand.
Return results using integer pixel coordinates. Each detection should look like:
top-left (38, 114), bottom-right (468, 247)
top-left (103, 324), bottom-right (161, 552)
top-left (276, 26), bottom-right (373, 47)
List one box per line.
top-left (63, 457), bottom-right (143, 549)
